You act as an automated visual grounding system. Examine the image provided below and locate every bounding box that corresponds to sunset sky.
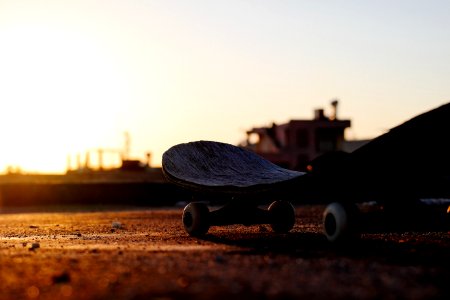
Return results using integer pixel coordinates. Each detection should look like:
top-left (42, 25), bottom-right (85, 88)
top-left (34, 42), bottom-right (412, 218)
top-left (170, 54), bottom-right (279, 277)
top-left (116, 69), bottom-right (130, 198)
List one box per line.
top-left (1, 0), bottom-right (449, 173)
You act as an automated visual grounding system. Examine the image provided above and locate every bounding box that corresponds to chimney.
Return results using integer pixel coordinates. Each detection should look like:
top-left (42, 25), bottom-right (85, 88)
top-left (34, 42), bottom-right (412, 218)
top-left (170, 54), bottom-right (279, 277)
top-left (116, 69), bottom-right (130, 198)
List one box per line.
top-left (330, 99), bottom-right (339, 120)
top-left (314, 109), bottom-right (326, 120)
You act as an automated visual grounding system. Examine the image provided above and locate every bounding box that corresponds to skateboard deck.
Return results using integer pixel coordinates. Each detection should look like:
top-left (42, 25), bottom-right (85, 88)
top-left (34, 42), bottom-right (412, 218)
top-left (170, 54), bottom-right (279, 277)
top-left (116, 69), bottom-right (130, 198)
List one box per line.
top-left (162, 140), bottom-right (305, 194)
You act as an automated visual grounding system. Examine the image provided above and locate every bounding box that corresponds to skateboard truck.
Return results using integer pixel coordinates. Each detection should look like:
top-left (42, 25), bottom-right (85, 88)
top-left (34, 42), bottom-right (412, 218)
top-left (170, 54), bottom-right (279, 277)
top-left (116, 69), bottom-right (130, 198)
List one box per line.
top-left (182, 200), bottom-right (296, 236)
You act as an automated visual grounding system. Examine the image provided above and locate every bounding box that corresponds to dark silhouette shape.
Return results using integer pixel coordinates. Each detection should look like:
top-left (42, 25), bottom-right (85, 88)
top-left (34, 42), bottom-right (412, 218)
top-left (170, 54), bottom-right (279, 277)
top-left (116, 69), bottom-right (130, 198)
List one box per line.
top-left (308, 102), bottom-right (450, 204)
top-left (162, 103), bottom-right (450, 239)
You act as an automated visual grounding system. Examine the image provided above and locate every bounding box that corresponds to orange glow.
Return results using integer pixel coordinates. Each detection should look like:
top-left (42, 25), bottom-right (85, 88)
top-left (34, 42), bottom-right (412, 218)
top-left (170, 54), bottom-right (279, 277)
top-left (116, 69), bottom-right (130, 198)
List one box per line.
top-left (0, 24), bottom-right (128, 173)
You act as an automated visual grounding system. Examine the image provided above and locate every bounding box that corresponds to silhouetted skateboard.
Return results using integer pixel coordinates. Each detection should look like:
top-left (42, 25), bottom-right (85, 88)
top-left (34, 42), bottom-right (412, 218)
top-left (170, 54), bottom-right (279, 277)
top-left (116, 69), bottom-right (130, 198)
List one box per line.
top-left (162, 103), bottom-right (450, 242)
top-left (162, 141), bottom-right (305, 237)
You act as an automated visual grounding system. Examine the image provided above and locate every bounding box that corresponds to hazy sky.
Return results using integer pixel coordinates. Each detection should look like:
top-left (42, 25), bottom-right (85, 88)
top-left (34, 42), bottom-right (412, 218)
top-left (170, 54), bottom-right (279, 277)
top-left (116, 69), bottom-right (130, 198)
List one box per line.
top-left (1, 0), bottom-right (449, 173)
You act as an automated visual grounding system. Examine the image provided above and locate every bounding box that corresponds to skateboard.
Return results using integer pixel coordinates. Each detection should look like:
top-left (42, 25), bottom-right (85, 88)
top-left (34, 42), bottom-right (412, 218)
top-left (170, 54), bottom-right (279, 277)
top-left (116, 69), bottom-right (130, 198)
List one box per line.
top-left (163, 103), bottom-right (450, 242)
top-left (162, 140), bottom-right (305, 237)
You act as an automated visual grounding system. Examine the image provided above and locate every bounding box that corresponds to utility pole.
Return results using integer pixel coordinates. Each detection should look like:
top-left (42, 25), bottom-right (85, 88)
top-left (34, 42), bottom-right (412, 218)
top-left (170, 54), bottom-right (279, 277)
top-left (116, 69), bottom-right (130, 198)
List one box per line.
top-left (123, 131), bottom-right (130, 161)
top-left (98, 149), bottom-right (104, 170)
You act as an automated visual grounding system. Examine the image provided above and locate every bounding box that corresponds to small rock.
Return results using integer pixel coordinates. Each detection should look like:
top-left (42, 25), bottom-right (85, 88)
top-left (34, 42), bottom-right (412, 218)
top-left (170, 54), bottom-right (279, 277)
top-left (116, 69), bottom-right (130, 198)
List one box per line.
top-left (29, 243), bottom-right (40, 251)
top-left (29, 225), bottom-right (39, 229)
top-left (52, 272), bottom-right (71, 284)
top-left (112, 222), bottom-right (122, 229)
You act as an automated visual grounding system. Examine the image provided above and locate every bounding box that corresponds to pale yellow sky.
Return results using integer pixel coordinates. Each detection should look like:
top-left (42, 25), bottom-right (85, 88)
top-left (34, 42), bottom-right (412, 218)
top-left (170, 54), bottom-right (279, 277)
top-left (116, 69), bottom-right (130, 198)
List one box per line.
top-left (0, 0), bottom-right (449, 173)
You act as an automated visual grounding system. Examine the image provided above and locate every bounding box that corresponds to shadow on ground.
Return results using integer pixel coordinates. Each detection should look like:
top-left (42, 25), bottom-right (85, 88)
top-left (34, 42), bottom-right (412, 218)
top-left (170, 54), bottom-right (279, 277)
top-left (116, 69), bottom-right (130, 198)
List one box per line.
top-left (200, 230), bottom-right (450, 267)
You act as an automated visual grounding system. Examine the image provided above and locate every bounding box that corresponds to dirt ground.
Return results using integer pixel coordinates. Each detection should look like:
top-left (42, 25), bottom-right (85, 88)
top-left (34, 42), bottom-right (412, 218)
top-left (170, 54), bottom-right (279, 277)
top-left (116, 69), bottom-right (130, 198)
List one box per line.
top-left (1, 205), bottom-right (450, 300)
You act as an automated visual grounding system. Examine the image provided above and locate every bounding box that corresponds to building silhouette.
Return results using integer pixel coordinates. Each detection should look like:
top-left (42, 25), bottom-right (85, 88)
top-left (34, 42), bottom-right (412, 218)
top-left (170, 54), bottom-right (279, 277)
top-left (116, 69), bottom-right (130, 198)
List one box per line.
top-left (243, 101), bottom-right (367, 171)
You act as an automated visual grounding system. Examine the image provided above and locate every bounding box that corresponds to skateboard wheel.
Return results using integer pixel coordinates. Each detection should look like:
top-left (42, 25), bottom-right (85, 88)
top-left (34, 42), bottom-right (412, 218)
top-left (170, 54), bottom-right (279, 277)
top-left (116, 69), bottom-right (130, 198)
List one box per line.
top-left (182, 202), bottom-right (210, 236)
top-left (268, 201), bottom-right (296, 233)
top-left (322, 202), bottom-right (358, 243)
